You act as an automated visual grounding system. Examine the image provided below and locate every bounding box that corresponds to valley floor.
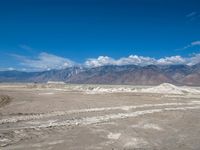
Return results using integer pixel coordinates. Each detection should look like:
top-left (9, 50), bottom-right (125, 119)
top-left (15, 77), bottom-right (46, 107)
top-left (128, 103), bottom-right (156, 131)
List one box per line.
top-left (0, 84), bottom-right (200, 150)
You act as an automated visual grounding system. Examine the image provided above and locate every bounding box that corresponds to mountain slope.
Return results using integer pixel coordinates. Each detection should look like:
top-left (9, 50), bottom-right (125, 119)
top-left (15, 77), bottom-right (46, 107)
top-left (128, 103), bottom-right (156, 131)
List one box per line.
top-left (0, 64), bottom-right (199, 85)
top-left (66, 65), bottom-right (175, 85)
top-left (0, 67), bottom-right (83, 83)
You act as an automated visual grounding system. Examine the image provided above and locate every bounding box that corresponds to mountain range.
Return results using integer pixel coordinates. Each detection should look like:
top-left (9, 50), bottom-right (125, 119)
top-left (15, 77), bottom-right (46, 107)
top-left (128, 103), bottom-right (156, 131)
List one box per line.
top-left (0, 63), bottom-right (200, 86)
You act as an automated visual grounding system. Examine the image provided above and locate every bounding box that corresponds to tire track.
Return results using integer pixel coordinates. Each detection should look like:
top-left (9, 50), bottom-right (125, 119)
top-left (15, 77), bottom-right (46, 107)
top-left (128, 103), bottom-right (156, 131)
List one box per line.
top-left (1, 103), bottom-right (200, 131)
top-left (0, 102), bottom-right (199, 124)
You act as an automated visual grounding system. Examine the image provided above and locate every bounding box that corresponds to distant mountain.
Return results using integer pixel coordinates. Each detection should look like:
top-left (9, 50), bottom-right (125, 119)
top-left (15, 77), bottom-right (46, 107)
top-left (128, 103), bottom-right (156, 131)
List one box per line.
top-left (0, 64), bottom-right (200, 85)
top-left (0, 67), bottom-right (83, 83)
top-left (66, 65), bottom-right (174, 85)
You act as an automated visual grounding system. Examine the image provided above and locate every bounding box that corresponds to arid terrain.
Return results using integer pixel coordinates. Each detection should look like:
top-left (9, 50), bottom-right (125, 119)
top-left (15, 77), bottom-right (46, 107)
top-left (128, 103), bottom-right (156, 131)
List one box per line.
top-left (0, 83), bottom-right (200, 150)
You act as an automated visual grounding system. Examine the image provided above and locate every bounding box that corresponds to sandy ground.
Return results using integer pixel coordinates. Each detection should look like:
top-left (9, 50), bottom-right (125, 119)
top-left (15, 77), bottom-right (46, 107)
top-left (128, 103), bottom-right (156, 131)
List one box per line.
top-left (0, 84), bottom-right (200, 150)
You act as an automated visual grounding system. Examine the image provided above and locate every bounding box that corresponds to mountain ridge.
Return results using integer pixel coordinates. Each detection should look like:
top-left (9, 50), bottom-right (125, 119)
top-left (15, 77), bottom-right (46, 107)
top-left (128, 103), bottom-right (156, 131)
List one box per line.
top-left (0, 64), bottom-right (200, 86)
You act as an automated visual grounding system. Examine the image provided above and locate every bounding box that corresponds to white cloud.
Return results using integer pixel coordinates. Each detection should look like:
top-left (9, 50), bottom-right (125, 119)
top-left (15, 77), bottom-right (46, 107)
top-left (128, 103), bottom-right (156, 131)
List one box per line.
top-left (191, 41), bottom-right (200, 46)
top-left (117, 55), bottom-right (156, 66)
top-left (13, 52), bottom-right (75, 71)
top-left (11, 52), bottom-right (200, 71)
top-left (176, 40), bottom-right (200, 50)
top-left (186, 12), bottom-right (200, 22)
top-left (186, 12), bottom-right (197, 18)
top-left (19, 44), bottom-right (33, 52)
top-left (85, 55), bottom-right (157, 67)
top-left (7, 67), bottom-right (15, 71)
top-left (157, 56), bottom-right (186, 65)
top-left (187, 53), bottom-right (200, 66)
top-left (84, 54), bottom-right (200, 67)
top-left (85, 56), bottom-right (115, 68)
top-left (0, 67), bottom-right (16, 71)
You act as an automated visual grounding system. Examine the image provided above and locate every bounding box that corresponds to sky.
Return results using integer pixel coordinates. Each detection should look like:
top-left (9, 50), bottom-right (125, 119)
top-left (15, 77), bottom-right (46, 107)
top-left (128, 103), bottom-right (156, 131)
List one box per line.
top-left (0, 0), bottom-right (200, 71)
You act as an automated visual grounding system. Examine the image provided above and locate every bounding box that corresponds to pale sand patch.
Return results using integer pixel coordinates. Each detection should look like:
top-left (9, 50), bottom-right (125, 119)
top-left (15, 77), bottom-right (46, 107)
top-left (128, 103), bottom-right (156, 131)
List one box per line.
top-left (140, 83), bottom-right (200, 95)
top-left (191, 101), bottom-right (200, 104)
top-left (107, 133), bottom-right (121, 140)
top-left (38, 92), bottom-right (55, 95)
top-left (124, 137), bottom-right (148, 149)
top-left (132, 123), bottom-right (163, 131)
top-left (142, 124), bottom-right (163, 130)
top-left (30, 140), bottom-right (64, 148)
top-left (48, 140), bottom-right (64, 145)
top-left (83, 83), bottom-right (200, 95)
top-left (85, 87), bottom-right (136, 94)
top-left (0, 138), bottom-right (10, 142)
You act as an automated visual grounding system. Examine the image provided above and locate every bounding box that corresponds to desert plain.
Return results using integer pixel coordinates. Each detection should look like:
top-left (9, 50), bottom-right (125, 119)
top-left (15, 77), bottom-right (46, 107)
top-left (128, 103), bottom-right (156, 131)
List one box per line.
top-left (0, 83), bottom-right (200, 150)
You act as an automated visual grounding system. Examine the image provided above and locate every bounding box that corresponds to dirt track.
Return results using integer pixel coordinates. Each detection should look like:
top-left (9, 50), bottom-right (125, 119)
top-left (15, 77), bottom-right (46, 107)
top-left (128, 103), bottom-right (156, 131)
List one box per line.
top-left (0, 84), bottom-right (200, 150)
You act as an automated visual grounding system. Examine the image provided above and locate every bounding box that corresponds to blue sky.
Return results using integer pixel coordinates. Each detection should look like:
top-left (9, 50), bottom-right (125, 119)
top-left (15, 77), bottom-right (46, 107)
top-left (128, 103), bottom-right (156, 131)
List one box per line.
top-left (0, 0), bottom-right (200, 71)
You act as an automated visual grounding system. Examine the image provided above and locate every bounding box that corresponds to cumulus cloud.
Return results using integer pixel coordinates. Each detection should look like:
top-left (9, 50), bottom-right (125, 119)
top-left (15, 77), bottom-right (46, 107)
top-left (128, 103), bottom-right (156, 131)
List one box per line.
top-left (157, 56), bottom-right (186, 65)
top-left (85, 54), bottom-right (200, 67)
top-left (187, 53), bottom-right (200, 66)
top-left (85, 55), bottom-right (157, 67)
top-left (118, 55), bottom-right (156, 66)
top-left (11, 52), bottom-right (200, 71)
top-left (13, 52), bottom-right (75, 71)
top-left (84, 56), bottom-right (115, 67)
